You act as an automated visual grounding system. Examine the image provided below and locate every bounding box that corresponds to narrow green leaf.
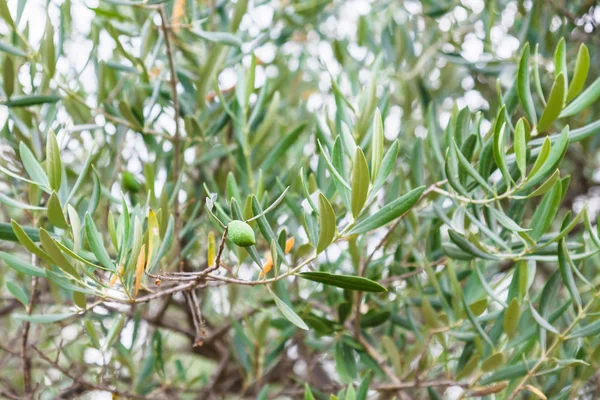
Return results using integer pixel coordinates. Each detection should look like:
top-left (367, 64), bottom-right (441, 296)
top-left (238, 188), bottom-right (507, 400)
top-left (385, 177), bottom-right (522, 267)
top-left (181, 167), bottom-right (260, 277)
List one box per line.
top-left (524, 169), bottom-right (560, 199)
top-left (517, 43), bottom-right (537, 125)
top-left (514, 119), bottom-right (527, 177)
top-left (147, 215), bottom-right (174, 272)
top-left (537, 73), bottom-right (565, 132)
top-left (488, 208), bottom-right (529, 232)
top-left (539, 271), bottom-right (561, 320)
top-left (19, 142), bottom-right (50, 188)
top-left (475, 265), bottom-right (507, 307)
top-left (480, 360), bottom-right (536, 385)
top-left (528, 300), bottom-right (559, 334)
top-left (519, 126), bottom-right (569, 192)
top-left (553, 38), bottom-right (568, 100)
top-left (370, 108), bottom-right (384, 182)
top-left (300, 169), bottom-right (318, 214)
top-left (528, 137), bottom-right (550, 179)
top-left (481, 353), bottom-right (504, 372)
top-left (560, 77), bottom-right (600, 118)
top-left (503, 298), bottom-right (520, 336)
top-left (445, 140), bottom-right (468, 196)
top-left (13, 312), bottom-right (77, 324)
top-left (0, 165), bottom-right (42, 188)
top-left (246, 187), bottom-right (289, 223)
top-left (317, 140), bottom-right (351, 191)
top-left (356, 371), bottom-right (372, 400)
top-left (453, 139), bottom-right (493, 193)
top-left (298, 272), bottom-right (386, 292)
top-left (191, 29), bottom-right (243, 47)
top-left (529, 180), bottom-right (562, 240)
top-left (317, 193), bottom-right (336, 253)
top-left (371, 139), bottom-right (398, 195)
top-left (0, 0), bottom-right (15, 28)
top-left (11, 220), bottom-right (53, 264)
top-left (229, 0), bottom-right (248, 31)
top-left (331, 137), bottom-right (352, 210)
top-left (492, 117), bottom-right (511, 187)
top-left (335, 341), bottom-right (356, 382)
top-left (448, 230), bottom-right (499, 260)
top-left (40, 229), bottom-right (79, 278)
top-left (0, 41), bottom-right (26, 56)
top-left (558, 239), bottom-right (582, 309)
top-left (261, 124), bottom-right (306, 172)
top-left (349, 186), bottom-right (425, 235)
top-left (108, 211), bottom-right (118, 251)
top-left (6, 281), bottom-right (29, 306)
top-left (533, 44), bottom-right (545, 105)
top-left (67, 205), bottom-right (82, 252)
top-left (567, 44), bottom-right (589, 102)
top-left (251, 196), bottom-right (289, 265)
top-left (3, 56), bottom-right (14, 98)
top-left (53, 241), bottom-right (107, 271)
top-left (0, 192), bottom-right (45, 211)
top-left (462, 294), bottom-right (493, 347)
top-left (105, 314), bottom-right (126, 349)
top-left (269, 288), bottom-right (308, 330)
top-left (304, 384), bottom-right (316, 400)
top-left (84, 213), bottom-right (114, 271)
top-left (73, 291), bottom-right (87, 309)
top-left (0, 252), bottom-right (47, 277)
top-left (84, 319), bottom-right (101, 348)
top-left (118, 101), bottom-right (142, 130)
top-left (351, 148), bottom-right (369, 218)
top-left (43, 17), bottom-right (56, 78)
top-left (47, 192), bottom-right (69, 229)
top-left (568, 319), bottom-right (600, 339)
top-left (2, 95), bottom-right (61, 107)
top-left (86, 169), bottom-right (101, 215)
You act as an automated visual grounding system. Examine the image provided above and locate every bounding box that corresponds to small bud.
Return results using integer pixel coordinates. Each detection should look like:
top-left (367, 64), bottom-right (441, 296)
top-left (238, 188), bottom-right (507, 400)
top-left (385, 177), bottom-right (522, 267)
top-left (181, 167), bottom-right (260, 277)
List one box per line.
top-left (227, 220), bottom-right (256, 247)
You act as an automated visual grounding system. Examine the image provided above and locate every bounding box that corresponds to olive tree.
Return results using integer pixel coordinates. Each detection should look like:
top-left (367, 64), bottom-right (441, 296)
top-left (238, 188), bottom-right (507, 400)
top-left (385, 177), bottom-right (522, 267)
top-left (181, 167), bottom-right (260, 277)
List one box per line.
top-left (1, 0), bottom-right (600, 399)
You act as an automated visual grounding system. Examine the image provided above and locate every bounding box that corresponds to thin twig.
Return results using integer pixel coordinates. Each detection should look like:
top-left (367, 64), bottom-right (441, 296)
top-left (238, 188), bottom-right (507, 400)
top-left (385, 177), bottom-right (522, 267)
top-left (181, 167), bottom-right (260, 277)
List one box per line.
top-left (191, 290), bottom-right (205, 337)
top-left (375, 380), bottom-right (467, 391)
top-left (21, 254), bottom-right (39, 398)
top-left (31, 345), bottom-right (144, 399)
top-left (356, 334), bottom-right (401, 385)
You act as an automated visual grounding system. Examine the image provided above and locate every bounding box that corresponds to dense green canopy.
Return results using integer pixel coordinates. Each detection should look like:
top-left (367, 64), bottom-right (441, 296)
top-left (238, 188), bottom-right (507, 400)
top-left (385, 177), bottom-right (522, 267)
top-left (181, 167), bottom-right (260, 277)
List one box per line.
top-left (1, 0), bottom-right (600, 398)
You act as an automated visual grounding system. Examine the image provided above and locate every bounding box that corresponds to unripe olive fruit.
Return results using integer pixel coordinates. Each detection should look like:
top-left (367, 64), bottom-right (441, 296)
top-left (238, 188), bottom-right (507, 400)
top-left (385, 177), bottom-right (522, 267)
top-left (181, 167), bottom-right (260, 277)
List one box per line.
top-left (228, 220), bottom-right (256, 247)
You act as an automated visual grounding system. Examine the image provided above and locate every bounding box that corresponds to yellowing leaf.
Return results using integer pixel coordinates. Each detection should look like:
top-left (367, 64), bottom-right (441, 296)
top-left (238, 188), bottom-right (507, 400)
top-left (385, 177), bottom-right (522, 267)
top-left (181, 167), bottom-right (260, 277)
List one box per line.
top-left (109, 265), bottom-right (124, 286)
top-left (285, 237), bottom-right (294, 253)
top-left (525, 385), bottom-right (547, 400)
top-left (171, 0), bottom-right (186, 32)
top-left (134, 244), bottom-right (146, 298)
top-left (260, 237), bottom-right (293, 278)
top-left (147, 210), bottom-right (159, 269)
top-left (260, 254), bottom-right (273, 278)
top-left (207, 231), bottom-right (216, 267)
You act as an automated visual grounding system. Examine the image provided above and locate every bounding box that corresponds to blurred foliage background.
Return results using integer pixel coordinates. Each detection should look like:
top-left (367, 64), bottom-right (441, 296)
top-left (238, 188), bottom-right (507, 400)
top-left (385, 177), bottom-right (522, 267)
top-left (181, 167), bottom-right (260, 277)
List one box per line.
top-left (1, 0), bottom-right (600, 399)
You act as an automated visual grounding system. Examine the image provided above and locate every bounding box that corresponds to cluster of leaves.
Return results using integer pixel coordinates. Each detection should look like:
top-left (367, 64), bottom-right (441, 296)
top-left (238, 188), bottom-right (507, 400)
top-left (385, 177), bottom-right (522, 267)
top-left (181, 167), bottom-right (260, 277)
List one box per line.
top-left (1, 0), bottom-right (600, 399)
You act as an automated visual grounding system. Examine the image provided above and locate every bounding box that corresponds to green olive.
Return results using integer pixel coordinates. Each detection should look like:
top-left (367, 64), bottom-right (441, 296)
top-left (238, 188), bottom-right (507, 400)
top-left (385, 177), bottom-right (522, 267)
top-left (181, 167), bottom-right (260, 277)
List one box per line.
top-left (227, 220), bottom-right (256, 247)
